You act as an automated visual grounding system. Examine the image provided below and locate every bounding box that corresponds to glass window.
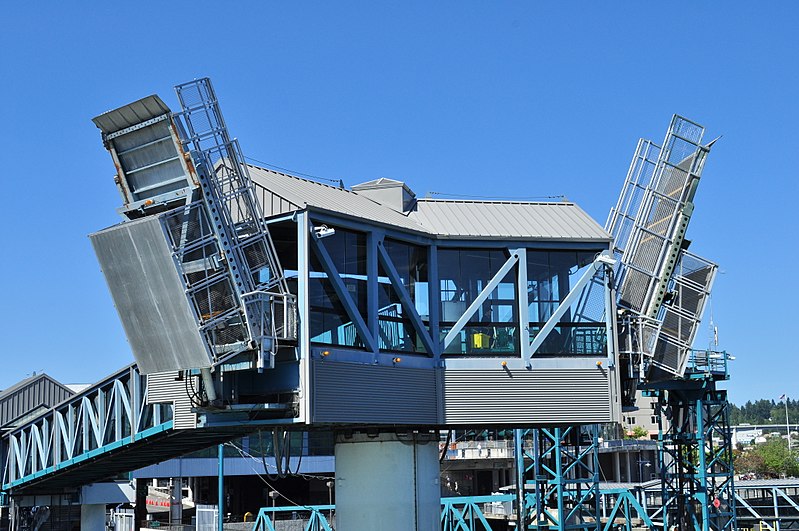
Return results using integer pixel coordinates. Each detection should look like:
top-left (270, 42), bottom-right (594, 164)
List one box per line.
top-left (378, 239), bottom-right (429, 353)
top-left (438, 249), bottom-right (519, 356)
top-left (309, 228), bottom-right (368, 348)
top-left (527, 250), bottom-right (606, 356)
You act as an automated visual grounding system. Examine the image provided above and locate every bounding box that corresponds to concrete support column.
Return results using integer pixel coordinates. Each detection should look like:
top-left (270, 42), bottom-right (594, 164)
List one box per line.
top-left (80, 504), bottom-right (106, 530)
top-left (170, 478), bottom-right (183, 524)
top-left (335, 432), bottom-right (440, 531)
top-left (624, 452), bottom-right (631, 482)
top-left (613, 452), bottom-right (621, 482)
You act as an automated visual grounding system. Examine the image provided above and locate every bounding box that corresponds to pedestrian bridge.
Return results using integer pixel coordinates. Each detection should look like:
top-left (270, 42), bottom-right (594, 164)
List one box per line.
top-left (1, 365), bottom-right (245, 495)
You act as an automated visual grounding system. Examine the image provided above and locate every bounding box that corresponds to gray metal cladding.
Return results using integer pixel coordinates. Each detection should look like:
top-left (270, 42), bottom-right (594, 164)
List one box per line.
top-left (249, 164), bottom-right (610, 242)
top-left (146, 371), bottom-right (196, 429)
top-left (90, 217), bottom-right (211, 374)
top-left (312, 361), bottom-right (438, 424)
top-left (0, 375), bottom-right (73, 429)
top-left (92, 95), bottom-right (171, 134)
top-left (249, 165), bottom-right (425, 232)
top-left (410, 200), bottom-right (611, 242)
top-left (442, 368), bottom-right (611, 425)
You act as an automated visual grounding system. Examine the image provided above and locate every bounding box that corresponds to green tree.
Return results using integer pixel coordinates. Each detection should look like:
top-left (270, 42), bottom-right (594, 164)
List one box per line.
top-left (735, 438), bottom-right (799, 478)
top-left (625, 425), bottom-right (649, 440)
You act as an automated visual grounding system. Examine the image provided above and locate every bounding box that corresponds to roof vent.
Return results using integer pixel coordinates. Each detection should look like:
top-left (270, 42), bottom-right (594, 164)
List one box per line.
top-left (351, 178), bottom-right (416, 212)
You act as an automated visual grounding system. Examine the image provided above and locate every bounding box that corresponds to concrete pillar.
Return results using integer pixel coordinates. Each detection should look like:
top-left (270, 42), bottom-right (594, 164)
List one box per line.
top-left (170, 478), bottom-right (183, 524)
top-left (80, 503), bottom-right (106, 530)
top-left (613, 452), bottom-right (621, 482)
top-left (335, 432), bottom-right (439, 531)
top-left (624, 452), bottom-right (631, 482)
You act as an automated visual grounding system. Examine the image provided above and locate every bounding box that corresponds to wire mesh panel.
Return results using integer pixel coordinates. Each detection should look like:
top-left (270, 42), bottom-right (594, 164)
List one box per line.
top-left (605, 115), bottom-right (715, 380)
top-left (650, 250), bottom-right (717, 376)
top-left (607, 116), bottom-right (707, 319)
top-left (167, 78), bottom-right (296, 369)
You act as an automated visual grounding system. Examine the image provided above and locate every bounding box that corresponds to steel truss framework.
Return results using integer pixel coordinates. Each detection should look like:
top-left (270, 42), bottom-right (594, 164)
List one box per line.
top-left (514, 426), bottom-right (601, 530)
top-left (251, 496), bottom-right (518, 531)
top-left (735, 482), bottom-right (799, 530)
top-left (172, 78), bottom-right (293, 371)
top-left (1, 365), bottom-right (166, 491)
top-left (653, 373), bottom-right (736, 531)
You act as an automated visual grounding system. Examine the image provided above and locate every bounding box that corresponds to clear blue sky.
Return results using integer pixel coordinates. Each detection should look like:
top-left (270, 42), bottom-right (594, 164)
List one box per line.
top-left (1, 3), bottom-right (796, 405)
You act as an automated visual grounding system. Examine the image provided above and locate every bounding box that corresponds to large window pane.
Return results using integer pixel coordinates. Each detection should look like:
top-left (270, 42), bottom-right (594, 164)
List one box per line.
top-left (438, 249), bottom-right (519, 356)
top-left (378, 239), bottom-right (429, 353)
top-left (309, 228), bottom-right (368, 348)
top-left (527, 250), bottom-right (606, 355)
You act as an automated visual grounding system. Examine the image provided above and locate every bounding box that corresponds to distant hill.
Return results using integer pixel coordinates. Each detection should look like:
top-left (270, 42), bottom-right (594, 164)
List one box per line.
top-left (731, 398), bottom-right (797, 426)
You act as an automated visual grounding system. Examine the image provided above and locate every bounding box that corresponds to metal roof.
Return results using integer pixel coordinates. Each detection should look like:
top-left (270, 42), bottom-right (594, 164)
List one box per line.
top-left (249, 166), bottom-right (427, 232)
top-left (92, 94), bottom-right (171, 135)
top-left (0, 373), bottom-right (74, 429)
top-left (409, 199), bottom-right (610, 241)
top-left (248, 165), bottom-right (610, 242)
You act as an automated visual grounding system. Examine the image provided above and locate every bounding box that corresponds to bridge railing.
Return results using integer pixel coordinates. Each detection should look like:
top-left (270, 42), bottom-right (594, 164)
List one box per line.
top-left (1, 364), bottom-right (170, 491)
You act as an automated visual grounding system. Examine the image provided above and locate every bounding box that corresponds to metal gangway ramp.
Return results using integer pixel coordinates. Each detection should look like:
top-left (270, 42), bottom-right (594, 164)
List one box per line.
top-left (1, 365), bottom-right (247, 495)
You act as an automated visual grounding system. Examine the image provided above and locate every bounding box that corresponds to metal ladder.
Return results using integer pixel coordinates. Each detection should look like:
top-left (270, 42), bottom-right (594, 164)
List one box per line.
top-left (167, 78), bottom-right (295, 371)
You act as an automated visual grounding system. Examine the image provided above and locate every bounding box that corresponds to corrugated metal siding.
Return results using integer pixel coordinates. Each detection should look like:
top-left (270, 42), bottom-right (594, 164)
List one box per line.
top-left (410, 200), bottom-right (611, 241)
top-left (0, 375), bottom-right (74, 428)
top-left (312, 361), bottom-right (438, 424)
top-left (442, 368), bottom-right (610, 425)
top-left (146, 372), bottom-right (196, 429)
top-left (254, 182), bottom-right (300, 218)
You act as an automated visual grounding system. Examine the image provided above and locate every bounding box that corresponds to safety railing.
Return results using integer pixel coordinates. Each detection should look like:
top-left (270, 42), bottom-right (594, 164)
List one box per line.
top-left (1, 365), bottom-right (169, 491)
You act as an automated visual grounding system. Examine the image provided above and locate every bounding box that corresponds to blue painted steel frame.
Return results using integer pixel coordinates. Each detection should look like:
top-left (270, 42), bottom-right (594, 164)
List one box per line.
top-left (515, 426), bottom-right (601, 531)
top-left (3, 421), bottom-right (173, 490)
top-left (251, 496), bottom-right (517, 531)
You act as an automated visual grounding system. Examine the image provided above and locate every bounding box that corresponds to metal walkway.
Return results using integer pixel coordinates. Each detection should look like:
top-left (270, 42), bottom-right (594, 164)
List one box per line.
top-left (0, 364), bottom-right (246, 495)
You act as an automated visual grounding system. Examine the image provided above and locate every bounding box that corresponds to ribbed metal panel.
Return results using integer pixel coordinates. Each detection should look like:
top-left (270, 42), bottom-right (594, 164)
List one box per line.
top-left (0, 375), bottom-right (73, 429)
top-left (146, 372), bottom-right (196, 429)
top-left (312, 361), bottom-right (438, 424)
top-left (411, 200), bottom-right (610, 241)
top-left (255, 182), bottom-right (300, 218)
top-left (249, 166), bottom-right (425, 232)
top-left (442, 368), bottom-right (610, 425)
top-left (92, 95), bottom-right (171, 134)
top-left (250, 165), bottom-right (610, 242)
top-left (250, 164), bottom-right (610, 242)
